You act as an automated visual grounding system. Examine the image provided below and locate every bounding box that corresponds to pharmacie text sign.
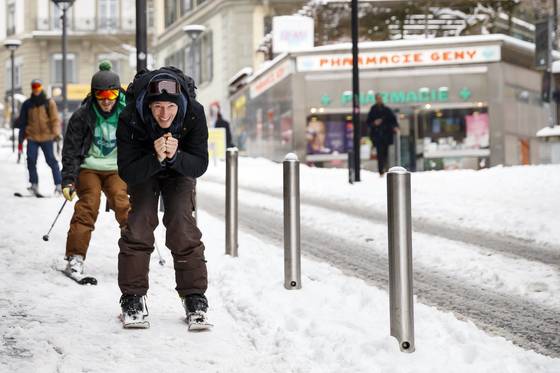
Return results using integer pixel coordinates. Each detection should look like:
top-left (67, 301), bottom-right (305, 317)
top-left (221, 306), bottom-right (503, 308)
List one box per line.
top-left (297, 45), bottom-right (500, 72)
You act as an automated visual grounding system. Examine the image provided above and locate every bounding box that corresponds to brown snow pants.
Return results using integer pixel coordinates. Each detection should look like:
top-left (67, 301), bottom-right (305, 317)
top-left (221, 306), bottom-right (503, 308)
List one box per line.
top-left (65, 169), bottom-right (129, 259)
top-left (118, 176), bottom-right (207, 297)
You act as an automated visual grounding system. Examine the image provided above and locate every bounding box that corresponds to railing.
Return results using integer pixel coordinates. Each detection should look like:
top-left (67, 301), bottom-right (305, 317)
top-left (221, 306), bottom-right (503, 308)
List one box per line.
top-left (35, 17), bottom-right (136, 33)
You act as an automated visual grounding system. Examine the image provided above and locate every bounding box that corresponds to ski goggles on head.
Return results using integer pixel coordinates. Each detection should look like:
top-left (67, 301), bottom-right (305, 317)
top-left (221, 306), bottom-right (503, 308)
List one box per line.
top-left (147, 79), bottom-right (181, 96)
top-left (31, 82), bottom-right (43, 91)
top-left (94, 89), bottom-right (119, 101)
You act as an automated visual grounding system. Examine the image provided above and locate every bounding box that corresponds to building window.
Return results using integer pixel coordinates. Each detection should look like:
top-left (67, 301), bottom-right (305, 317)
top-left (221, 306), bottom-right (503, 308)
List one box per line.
top-left (201, 32), bottom-right (213, 84)
top-left (164, 0), bottom-right (178, 28)
top-left (51, 53), bottom-right (77, 84)
top-left (180, 0), bottom-right (193, 15)
top-left (5, 57), bottom-right (23, 92)
top-left (98, 0), bottom-right (119, 30)
top-left (6, 1), bottom-right (16, 36)
top-left (97, 54), bottom-right (121, 77)
top-left (165, 0), bottom-right (203, 28)
top-left (51, 4), bottom-right (74, 30)
top-left (165, 49), bottom-right (184, 72)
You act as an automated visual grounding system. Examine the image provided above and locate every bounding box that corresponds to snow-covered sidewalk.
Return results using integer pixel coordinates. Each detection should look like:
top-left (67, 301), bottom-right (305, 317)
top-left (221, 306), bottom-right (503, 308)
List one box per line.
top-left (0, 147), bottom-right (558, 372)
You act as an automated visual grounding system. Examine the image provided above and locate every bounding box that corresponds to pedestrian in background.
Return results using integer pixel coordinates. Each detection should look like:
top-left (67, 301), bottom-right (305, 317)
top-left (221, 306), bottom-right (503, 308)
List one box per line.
top-left (116, 66), bottom-right (210, 330)
top-left (60, 61), bottom-right (129, 281)
top-left (17, 79), bottom-right (62, 196)
top-left (366, 93), bottom-right (399, 176)
top-left (210, 102), bottom-right (234, 148)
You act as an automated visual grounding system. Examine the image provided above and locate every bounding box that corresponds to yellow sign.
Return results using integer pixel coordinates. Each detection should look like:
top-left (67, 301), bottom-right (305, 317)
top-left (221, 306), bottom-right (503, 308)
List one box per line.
top-left (67, 84), bottom-right (91, 101)
top-left (208, 128), bottom-right (226, 160)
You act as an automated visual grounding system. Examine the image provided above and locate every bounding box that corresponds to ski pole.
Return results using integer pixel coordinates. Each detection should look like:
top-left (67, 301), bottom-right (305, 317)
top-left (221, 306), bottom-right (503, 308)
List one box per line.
top-left (154, 241), bottom-right (166, 266)
top-left (42, 200), bottom-right (68, 241)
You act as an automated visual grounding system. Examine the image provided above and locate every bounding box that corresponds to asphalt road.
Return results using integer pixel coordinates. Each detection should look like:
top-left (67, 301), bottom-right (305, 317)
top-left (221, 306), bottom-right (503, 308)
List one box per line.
top-left (197, 181), bottom-right (560, 358)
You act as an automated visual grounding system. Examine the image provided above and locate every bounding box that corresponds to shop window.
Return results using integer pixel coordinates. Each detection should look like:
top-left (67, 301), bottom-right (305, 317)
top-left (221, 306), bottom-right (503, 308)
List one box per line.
top-left (418, 107), bottom-right (490, 170)
top-left (51, 53), bottom-right (77, 84)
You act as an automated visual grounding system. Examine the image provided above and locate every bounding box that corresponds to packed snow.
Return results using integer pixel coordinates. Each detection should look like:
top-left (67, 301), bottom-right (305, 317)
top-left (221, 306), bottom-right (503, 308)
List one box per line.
top-left (0, 136), bottom-right (558, 372)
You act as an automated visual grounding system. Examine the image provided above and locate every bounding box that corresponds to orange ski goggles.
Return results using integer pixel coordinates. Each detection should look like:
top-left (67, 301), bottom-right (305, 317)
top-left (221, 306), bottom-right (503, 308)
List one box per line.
top-left (31, 82), bottom-right (43, 91)
top-left (94, 89), bottom-right (119, 101)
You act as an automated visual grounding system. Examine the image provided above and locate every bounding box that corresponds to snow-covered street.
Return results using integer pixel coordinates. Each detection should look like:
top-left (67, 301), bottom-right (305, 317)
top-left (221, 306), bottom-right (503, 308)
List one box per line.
top-left (0, 142), bottom-right (559, 372)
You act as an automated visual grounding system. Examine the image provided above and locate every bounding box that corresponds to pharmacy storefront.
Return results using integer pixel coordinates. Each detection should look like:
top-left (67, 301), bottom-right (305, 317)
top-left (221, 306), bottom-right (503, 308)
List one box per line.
top-left (230, 35), bottom-right (549, 171)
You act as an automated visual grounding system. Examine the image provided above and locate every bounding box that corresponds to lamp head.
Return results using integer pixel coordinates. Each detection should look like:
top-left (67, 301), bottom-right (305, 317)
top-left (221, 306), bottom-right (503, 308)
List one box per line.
top-left (51, 0), bottom-right (75, 10)
top-left (182, 25), bottom-right (206, 40)
top-left (3, 39), bottom-right (21, 51)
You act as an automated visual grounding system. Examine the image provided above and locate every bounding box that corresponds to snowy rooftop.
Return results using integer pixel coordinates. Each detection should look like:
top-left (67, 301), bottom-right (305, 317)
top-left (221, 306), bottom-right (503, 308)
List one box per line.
top-left (537, 125), bottom-right (560, 138)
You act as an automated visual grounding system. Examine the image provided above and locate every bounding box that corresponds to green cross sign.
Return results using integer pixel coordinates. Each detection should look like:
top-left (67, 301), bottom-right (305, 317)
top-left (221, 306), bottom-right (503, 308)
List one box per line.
top-left (459, 87), bottom-right (472, 101)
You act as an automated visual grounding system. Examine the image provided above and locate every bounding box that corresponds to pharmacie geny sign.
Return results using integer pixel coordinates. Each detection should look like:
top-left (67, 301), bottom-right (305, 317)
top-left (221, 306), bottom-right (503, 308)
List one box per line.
top-left (297, 45), bottom-right (500, 71)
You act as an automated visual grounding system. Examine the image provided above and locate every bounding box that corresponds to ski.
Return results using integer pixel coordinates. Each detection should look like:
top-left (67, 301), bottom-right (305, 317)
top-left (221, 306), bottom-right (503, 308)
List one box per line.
top-left (185, 311), bottom-right (213, 331)
top-left (59, 269), bottom-right (98, 285)
top-left (14, 191), bottom-right (47, 198)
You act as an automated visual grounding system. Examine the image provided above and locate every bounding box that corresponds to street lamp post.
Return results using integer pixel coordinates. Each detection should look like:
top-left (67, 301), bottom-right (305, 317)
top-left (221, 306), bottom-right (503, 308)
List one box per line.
top-left (183, 25), bottom-right (206, 82)
top-left (136, 0), bottom-right (148, 72)
top-left (4, 39), bottom-right (21, 153)
top-left (52, 0), bottom-right (75, 134)
top-left (351, 0), bottom-right (361, 182)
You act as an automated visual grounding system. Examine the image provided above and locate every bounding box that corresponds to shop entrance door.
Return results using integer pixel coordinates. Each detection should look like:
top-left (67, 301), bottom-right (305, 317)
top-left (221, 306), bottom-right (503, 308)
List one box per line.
top-left (393, 107), bottom-right (416, 171)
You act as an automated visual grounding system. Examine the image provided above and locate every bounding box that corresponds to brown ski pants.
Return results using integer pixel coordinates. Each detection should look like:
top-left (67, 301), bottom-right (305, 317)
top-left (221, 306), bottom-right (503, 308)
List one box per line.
top-left (65, 169), bottom-right (129, 259)
top-left (118, 176), bottom-right (207, 297)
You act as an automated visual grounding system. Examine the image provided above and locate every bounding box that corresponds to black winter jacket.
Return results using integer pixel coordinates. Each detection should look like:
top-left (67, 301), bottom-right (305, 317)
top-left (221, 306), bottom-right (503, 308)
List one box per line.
top-left (61, 97), bottom-right (97, 186)
top-left (116, 68), bottom-right (209, 186)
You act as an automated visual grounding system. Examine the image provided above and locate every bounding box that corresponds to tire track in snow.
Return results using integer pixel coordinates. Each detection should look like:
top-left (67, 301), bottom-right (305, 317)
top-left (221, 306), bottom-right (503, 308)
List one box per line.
top-left (201, 177), bottom-right (560, 270)
top-left (197, 190), bottom-right (560, 358)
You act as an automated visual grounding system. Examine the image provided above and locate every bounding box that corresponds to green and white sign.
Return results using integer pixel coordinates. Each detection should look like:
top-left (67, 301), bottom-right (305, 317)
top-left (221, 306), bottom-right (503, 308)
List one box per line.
top-left (319, 87), bottom-right (473, 106)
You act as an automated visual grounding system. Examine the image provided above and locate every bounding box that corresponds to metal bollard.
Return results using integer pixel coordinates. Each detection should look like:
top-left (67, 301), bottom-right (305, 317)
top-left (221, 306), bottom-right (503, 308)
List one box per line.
top-left (225, 147), bottom-right (238, 256)
top-left (283, 153), bottom-right (301, 289)
top-left (348, 150), bottom-right (355, 184)
top-left (387, 166), bottom-right (415, 353)
top-left (394, 132), bottom-right (401, 166)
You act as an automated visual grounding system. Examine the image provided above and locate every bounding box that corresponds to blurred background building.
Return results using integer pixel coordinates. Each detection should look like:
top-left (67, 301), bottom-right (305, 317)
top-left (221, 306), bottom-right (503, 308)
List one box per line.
top-left (0, 0), bottom-right (156, 126)
top-left (2, 0), bottom-right (559, 168)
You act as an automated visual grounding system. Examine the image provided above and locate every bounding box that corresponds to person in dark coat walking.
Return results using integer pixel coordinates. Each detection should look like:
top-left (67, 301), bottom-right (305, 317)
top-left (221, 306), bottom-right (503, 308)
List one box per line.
top-left (116, 66), bottom-right (210, 330)
top-left (366, 94), bottom-right (399, 176)
top-left (215, 112), bottom-right (234, 148)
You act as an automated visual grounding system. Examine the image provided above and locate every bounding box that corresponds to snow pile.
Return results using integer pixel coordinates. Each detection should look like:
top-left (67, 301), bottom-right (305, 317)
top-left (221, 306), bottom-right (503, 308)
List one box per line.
top-left (0, 148), bottom-right (558, 372)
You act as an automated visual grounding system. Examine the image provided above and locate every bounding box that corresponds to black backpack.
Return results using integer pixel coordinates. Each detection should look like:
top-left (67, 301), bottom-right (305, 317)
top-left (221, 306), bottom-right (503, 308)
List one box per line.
top-left (124, 66), bottom-right (197, 106)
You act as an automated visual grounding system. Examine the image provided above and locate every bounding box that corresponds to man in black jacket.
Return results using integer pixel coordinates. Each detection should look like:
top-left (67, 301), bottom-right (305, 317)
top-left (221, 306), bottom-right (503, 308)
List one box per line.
top-left (366, 94), bottom-right (399, 176)
top-left (116, 67), bottom-right (210, 330)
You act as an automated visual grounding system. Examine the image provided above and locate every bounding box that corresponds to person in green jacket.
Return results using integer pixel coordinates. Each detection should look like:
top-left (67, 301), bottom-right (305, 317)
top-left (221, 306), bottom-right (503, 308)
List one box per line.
top-left (60, 61), bottom-right (130, 279)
